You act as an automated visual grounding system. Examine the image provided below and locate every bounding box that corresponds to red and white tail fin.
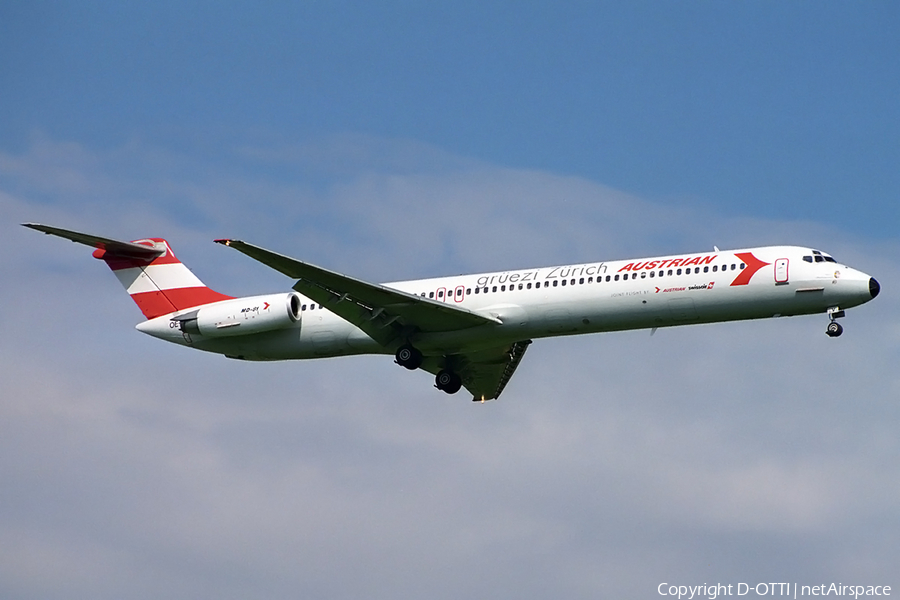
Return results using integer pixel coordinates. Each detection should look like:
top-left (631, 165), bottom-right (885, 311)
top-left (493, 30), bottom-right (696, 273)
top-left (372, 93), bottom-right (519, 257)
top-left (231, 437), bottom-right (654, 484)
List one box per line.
top-left (93, 238), bottom-right (233, 319)
top-left (24, 224), bottom-right (233, 319)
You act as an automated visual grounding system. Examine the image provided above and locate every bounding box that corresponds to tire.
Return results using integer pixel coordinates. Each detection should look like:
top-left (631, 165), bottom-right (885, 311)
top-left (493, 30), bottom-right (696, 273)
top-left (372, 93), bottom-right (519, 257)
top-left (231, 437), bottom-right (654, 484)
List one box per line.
top-left (826, 322), bottom-right (843, 337)
top-left (435, 370), bottom-right (462, 394)
top-left (395, 344), bottom-right (422, 370)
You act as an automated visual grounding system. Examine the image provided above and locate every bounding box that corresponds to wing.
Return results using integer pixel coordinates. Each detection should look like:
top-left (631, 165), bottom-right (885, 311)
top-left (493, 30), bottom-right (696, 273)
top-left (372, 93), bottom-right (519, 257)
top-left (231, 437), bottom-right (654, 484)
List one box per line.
top-left (422, 340), bottom-right (532, 402)
top-left (214, 238), bottom-right (500, 348)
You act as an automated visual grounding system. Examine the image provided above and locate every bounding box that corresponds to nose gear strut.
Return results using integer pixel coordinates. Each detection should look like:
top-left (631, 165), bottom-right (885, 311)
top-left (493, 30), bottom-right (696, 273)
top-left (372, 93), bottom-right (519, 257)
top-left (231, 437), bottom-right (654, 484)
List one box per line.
top-left (825, 307), bottom-right (845, 338)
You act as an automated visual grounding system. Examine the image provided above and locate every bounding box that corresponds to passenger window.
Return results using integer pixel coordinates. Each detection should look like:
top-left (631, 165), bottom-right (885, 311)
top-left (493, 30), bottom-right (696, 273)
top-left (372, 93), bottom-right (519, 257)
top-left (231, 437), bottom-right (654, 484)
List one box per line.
top-left (429, 292), bottom-right (434, 298)
top-left (553, 280), bottom-right (558, 287)
top-left (640, 272), bottom-right (647, 278)
top-left (439, 291), bottom-right (444, 298)
top-left (712, 265), bottom-right (717, 272)
top-left (676, 268), bottom-right (682, 275)
top-left (632, 273), bottom-right (638, 279)
top-left (301, 304), bottom-right (307, 311)
top-left (703, 266), bottom-right (709, 273)
top-left (649, 271), bottom-right (655, 278)
top-left (501, 285), bottom-right (506, 291)
top-left (740, 263), bottom-right (746, 269)
top-left (614, 275), bottom-right (619, 281)
top-left (587, 277), bottom-right (592, 283)
top-left (561, 280), bottom-right (566, 286)
top-left (518, 284), bottom-right (523, 290)
top-left (527, 283), bottom-right (532, 289)
top-left (580, 278), bottom-right (585, 284)
top-left (492, 286), bottom-right (497, 292)
top-left (667, 269), bottom-right (673, 276)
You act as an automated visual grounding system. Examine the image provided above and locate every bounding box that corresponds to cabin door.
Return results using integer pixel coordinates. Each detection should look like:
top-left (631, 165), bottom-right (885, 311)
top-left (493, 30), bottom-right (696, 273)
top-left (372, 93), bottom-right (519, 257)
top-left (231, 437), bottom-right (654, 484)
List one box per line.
top-left (774, 259), bottom-right (789, 284)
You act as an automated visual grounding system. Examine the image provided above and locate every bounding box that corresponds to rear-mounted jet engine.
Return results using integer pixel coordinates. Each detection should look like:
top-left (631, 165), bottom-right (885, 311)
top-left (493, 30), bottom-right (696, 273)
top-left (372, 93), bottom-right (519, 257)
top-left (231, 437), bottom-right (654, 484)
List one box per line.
top-left (175, 292), bottom-right (302, 337)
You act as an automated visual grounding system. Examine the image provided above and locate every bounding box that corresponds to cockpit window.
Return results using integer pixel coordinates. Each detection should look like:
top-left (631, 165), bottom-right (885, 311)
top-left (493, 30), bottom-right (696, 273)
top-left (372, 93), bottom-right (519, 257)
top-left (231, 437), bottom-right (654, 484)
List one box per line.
top-left (809, 249), bottom-right (838, 264)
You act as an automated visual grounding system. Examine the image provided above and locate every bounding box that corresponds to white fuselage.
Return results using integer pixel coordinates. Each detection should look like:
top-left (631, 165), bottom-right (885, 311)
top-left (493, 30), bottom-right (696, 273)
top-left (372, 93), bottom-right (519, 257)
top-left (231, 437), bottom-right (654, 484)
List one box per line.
top-left (136, 245), bottom-right (877, 360)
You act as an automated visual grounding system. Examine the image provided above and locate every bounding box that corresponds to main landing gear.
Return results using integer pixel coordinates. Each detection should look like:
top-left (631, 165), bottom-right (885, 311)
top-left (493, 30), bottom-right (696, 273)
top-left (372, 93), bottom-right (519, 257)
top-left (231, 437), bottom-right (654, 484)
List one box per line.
top-left (395, 343), bottom-right (462, 395)
top-left (434, 370), bottom-right (462, 395)
top-left (825, 307), bottom-right (845, 338)
top-left (395, 343), bottom-right (423, 370)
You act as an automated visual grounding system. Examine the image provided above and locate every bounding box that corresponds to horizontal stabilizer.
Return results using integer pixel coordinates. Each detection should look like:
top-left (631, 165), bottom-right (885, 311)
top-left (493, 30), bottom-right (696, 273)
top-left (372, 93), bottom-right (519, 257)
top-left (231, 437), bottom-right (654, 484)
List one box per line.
top-left (22, 223), bottom-right (165, 258)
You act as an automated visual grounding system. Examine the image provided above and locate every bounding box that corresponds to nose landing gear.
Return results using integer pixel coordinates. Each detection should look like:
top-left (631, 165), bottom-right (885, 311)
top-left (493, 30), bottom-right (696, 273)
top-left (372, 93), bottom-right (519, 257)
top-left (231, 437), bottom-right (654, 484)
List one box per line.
top-left (825, 307), bottom-right (845, 338)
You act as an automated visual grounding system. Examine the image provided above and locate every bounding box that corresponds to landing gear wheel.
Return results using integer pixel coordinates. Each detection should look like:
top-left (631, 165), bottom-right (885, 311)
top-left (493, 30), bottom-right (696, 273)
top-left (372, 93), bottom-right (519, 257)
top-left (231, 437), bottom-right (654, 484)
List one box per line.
top-left (395, 344), bottom-right (423, 370)
top-left (435, 370), bottom-right (462, 395)
top-left (826, 322), bottom-right (843, 337)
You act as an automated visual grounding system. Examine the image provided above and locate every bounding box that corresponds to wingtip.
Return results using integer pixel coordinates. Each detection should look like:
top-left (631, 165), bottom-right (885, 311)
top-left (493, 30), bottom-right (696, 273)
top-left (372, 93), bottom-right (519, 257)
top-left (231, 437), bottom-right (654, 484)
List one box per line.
top-left (213, 238), bottom-right (234, 246)
top-left (22, 223), bottom-right (56, 236)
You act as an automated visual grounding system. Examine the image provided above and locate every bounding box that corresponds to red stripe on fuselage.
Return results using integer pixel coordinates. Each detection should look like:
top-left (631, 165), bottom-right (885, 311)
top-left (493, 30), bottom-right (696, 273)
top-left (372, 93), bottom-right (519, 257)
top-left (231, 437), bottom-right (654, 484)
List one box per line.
top-left (730, 252), bottom-right (771, 286)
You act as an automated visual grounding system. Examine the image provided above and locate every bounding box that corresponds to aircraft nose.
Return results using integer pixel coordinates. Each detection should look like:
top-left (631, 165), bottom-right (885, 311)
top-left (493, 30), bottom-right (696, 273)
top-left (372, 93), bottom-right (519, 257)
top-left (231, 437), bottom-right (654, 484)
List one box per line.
top-left (869, 277), bottom-right (880, 299)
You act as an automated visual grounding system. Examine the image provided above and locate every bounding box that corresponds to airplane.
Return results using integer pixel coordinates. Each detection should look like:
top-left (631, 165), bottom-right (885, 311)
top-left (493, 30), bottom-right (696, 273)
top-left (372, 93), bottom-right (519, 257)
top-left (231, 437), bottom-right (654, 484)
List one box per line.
top-left (23, 223), bottom-right (880, 402)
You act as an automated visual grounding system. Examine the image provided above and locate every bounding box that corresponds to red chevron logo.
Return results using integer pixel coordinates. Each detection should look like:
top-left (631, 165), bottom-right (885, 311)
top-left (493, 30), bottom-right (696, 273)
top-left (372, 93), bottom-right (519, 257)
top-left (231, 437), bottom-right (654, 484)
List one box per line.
top-left (730, 252), bottom-right (771, 286)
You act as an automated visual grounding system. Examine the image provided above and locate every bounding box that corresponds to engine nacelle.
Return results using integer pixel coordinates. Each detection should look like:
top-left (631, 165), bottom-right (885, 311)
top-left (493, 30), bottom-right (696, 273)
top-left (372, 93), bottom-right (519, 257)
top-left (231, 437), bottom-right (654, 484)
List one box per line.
top-left (179, 293), bottom-right (302, 338)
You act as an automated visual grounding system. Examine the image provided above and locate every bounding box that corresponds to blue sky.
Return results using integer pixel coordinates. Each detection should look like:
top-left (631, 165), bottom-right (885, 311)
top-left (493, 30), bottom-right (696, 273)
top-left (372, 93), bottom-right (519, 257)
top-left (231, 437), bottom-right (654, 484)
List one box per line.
top-left (2, 3), bottom-right (899, 599)
top-left (3, 2), bottom-right (898, 231)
